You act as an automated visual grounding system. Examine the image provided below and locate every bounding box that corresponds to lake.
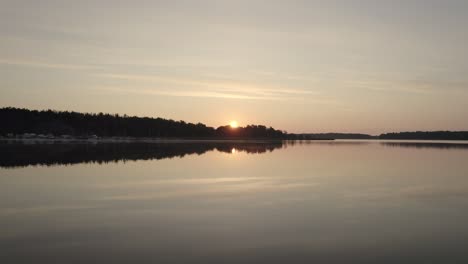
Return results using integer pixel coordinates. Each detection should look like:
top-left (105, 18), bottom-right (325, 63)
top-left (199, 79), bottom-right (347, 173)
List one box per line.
top-left (1, 140), bottom-right (468, 263)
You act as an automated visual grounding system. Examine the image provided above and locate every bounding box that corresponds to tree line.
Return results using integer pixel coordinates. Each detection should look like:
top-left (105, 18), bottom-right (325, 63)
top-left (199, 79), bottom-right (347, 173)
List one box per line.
top-left (0, 107), bottom-right (285, 139)
top-left (379, 131), bottom-right (468, 140)
top-left (3, 107), bottom-right (465, 140)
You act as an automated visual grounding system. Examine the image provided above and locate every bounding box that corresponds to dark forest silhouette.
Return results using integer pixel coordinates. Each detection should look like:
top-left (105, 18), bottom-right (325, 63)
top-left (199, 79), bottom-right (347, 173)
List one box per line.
top-left (0, 107), bottom-right (285, 139)
top-left (301, 133), bottom-right (376, 140)
top-left (380, 131), bottom-right (468, 140)
top-left (1, 107), bottom-right (467, 140)
top-left (299, 132), bottom-right (468, 140)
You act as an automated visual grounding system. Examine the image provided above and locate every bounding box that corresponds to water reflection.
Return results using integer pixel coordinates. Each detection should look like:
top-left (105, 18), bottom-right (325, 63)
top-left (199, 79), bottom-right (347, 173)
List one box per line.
top-left (284, 140), bottom-right (371, 146)
top-left (0, 141), bottom-right (283, 168)
top-left (1, 139), bottom-right (468, 263)
top-left (1, 140), bottom-right (468, 168)
top-left (381, 141), bottom-right (468, 149)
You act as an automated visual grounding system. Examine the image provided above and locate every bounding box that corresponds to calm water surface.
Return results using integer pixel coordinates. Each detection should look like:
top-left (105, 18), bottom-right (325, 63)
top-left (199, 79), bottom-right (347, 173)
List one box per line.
top-left (1, 140), bottom-right (468, 263)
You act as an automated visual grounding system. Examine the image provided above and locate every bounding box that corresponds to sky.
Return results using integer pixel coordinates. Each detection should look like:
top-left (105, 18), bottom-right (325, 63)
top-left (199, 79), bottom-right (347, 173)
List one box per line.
top-left (1, 0), bottom-right (467, 134)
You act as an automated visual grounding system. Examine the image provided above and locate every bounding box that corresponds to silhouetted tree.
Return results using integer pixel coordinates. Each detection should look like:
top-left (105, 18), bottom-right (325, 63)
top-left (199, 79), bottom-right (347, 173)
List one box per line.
top-left (0, 107), bottom-right (286, 139)
top-left (379, 131), bottom-right (468, 140)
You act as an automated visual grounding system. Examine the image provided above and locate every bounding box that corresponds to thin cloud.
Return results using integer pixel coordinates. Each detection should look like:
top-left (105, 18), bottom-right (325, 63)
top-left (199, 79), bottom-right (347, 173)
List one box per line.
top-left (97, 73), bottom-right (317, 100)
top-left (94, 86), bottom-right (341, 107)
top-left (0, 58), bottom-right (100, 70)
top-left (98, 86), bottom-right (284, 101)
top-left (340, 73), bottom-right (468, 95)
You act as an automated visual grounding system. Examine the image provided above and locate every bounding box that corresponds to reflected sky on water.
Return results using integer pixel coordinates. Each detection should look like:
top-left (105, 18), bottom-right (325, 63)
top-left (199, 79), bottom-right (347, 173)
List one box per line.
top-left (1, 140), bottom-right (468, 263)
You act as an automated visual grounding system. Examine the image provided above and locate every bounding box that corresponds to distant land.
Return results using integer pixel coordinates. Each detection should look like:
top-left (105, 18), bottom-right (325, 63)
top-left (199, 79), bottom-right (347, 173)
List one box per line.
top-left (379, 131), bottom-right (468, 141)
top-left (300, 133), bottom-right (377, 140)
top-left (1, 107), bottom-right (467, 141)
top-left (0, 107), bottom-right (291, 139)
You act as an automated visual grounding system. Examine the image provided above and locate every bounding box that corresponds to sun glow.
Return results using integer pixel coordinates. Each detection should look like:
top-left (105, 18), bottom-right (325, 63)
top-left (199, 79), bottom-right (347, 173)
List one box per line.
top-left (229, 121), bottom-right (239, 128)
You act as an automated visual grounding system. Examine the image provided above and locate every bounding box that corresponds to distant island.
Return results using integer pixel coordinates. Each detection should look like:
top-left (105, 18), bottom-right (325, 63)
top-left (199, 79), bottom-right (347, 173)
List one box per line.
top-left (1, 107), bottom-right (467, 141)
top-left (379, 131), bottom-right (468, 141)
top-left (298, 132), bottom-right (468, 140)
top-left (299, 133), bottom-right (377, 140)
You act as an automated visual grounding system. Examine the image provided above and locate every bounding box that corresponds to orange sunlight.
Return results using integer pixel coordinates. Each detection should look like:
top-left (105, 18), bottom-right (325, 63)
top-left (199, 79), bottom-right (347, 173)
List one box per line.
top-left (229, 121), bottom-right (239, 128)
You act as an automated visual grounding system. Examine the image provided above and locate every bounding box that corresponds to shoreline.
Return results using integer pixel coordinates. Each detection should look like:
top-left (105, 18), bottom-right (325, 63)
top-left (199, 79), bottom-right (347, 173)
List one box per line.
top-left (0, 137), bottom-right (333, 144)
top-left (2, 138), bottom-right (468, 145)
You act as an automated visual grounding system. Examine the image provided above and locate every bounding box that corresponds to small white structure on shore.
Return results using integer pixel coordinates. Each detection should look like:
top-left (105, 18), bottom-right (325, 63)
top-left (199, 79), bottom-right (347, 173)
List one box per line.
top-left (23, 133), bottom-right (36, 138)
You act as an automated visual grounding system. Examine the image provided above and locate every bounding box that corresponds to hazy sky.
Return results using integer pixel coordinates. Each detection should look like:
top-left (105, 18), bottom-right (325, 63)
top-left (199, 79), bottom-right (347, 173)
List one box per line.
top-left (1, 0), bottom-right (467, 134)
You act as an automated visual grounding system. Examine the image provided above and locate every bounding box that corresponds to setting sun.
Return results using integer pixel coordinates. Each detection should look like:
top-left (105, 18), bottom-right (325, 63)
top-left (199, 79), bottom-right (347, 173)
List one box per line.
top-left (229, 121), bottom-right (239, 128)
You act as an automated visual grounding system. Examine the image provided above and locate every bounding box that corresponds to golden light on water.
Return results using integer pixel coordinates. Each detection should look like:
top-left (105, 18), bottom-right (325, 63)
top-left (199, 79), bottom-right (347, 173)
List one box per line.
top-left (229, 121), bottom-right (239, 128)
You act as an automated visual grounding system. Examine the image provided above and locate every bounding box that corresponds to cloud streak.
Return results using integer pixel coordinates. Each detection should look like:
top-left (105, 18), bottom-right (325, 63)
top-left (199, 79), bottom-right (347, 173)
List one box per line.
top-left (97, 86), bottom-right (284, 100)
top-left (0, 58), bottom-right (100, 70)
top-left (96, 73), bottom-right (317, 100)
top-left (345, 78), bottom-right (468, 95)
